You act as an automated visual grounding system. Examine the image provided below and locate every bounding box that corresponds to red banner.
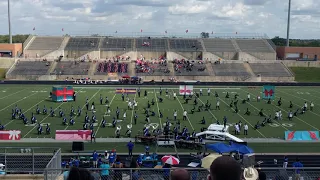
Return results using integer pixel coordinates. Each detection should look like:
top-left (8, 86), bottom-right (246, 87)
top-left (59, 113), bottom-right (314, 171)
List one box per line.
top-left (55, 130), bottom-right (92, 141)
top-left (0, 130), bottom-right (21, 141)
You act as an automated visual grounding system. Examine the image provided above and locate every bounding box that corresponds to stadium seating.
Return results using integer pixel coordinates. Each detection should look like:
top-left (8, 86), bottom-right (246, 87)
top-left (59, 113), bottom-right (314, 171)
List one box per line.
top-left (100, 38), bottom-right (133, 51)
top-left (135, 60), bottom-right (170, 76)
top-left (169, 39), bottom-right (202, 52)
top-left (203, 39), bottom-right (237, 52)
top-left (173, 60), bottom-right (208, 76)
top-left (236, 39), bottom-right (274, 52)
top-left (10, 61), bottom-right (50, 75)
top-left (27, 37), bottom-right (64, 50)
top-left (212, 63), bottom-right (250, 76)
top-left (54, 61), bottom-right (91, 75)
top-left (249, 63), bottom-right (293, 77)
top-left (65, 37), bottom-right (100, 51)
top-left (96, 61), bottom-right (128, 74)
top-left (136, 38), bottom-right (167, 51)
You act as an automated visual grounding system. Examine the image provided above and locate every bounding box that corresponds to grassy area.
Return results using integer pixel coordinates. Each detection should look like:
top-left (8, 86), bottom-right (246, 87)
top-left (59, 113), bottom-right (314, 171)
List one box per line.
top-left (290, 67), bottom-right (320, 82)
top-left (1, 85), bottom-right (320, 153)
top-left (1, 142), bottom-right (320, 153)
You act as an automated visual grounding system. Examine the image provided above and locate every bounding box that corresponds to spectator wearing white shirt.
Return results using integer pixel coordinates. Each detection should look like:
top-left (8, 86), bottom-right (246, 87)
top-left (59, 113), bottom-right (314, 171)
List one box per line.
top-left (207, 88), bottom-right (211, 96)
top-left (216, 101), bottom-right (220, 110)
top-left (310, 102), bottom-right (314, 111)
top-left (247, 93), bottom-right (250, 101)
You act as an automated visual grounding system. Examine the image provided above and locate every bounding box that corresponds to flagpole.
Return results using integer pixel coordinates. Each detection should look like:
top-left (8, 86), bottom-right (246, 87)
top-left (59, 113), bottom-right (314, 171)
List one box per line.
top-left (8, 0), bottom-right (12, 44)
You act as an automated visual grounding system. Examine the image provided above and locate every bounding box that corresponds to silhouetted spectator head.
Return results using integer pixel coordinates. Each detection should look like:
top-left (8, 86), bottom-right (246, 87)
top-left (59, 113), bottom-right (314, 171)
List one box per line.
top-left (171, 168), bottom-right (190, 180)
top-left (258, 171), bottom-right (266, 180)
top-left (209, 156), bottom-right (241, 180)
top-left (67, 167), bottom-right (93, 180)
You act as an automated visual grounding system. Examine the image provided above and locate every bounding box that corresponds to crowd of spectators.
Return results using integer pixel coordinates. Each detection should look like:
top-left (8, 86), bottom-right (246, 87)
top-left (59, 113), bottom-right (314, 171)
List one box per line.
top-left (173, 59), bottom-right (205, 73)
top-left (97, 60), bottom-right (128, 73)
top-left (135, 59), bottom-right (169, 74)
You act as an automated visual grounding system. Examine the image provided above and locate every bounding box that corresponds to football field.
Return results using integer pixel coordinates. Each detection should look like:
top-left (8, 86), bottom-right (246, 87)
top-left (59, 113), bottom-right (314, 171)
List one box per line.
top-left (0, 84), bottom-right (320, 140)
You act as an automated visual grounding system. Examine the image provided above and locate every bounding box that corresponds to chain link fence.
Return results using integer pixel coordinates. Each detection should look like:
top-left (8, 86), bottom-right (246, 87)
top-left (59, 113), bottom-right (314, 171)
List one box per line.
top-left (0, 147), bottom-right (60, 174)
top-left (45, 167), bottom-right (320, 180)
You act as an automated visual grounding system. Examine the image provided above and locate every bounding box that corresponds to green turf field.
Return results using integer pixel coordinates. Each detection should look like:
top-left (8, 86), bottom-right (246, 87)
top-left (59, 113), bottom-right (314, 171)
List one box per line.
top-left (290, 67), bottom-right (320, 82)
top-left (0, 85), bottom-right (320, 140)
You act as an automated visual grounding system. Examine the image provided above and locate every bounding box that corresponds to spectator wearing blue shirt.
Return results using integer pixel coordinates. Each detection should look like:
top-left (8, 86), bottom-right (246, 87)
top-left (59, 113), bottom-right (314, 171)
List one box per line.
top-left (293, 158), bottom-right (303, 179)
top-left (127, 141), bottom-right (134, 156)
top-left (145, 146), bottom-right (150, 156)
top-left (283, 156), bottom-right (288, 169)
top-left (100, 161), bottom-right (110, 180)
top-left (92, 150), bottom-right (99, 168)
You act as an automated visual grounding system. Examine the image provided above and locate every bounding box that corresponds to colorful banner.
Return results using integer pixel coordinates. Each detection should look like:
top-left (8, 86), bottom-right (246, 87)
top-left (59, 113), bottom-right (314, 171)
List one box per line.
top-left (179, 85), bottom-right (193, 95)
top-left (0, 130), bottom-right (21, 141)
top-left (115, 88), bottom-right (136, 94)
top-left (52, 86), bottom-right (74, 102)
top-left (55, 130), bottom-right (92, 140)
top-left (262, 85), bottom-right (275, 100)
top-left (285, 131), bottom-right (319, 141)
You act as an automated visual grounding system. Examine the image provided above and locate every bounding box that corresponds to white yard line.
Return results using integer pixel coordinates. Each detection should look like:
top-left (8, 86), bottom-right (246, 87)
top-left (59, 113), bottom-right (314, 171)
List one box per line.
top-left (0, 88), bottom-right (46, 112)
top-left (236, 96), bottom-right (289, 131)
top-left (197, 97), bottom-right (218, 122)
top-left (23, 88), bottom-right (85, 138)
top-left (172, 90), bottom-right (194, 130)
top-left (277, 89), bottom-right (320, 118)
top-left (243, 89), bottom-right (320, 131)
top-left (0, 88), bottom-right (28, 100)
top-left (130, 92), bottom-right (138, 125)
top-left (64, 88), bottom-right (101, 130)
top-left (215, 93), bottom-right (266, 138)
top-left (154, 89), bottom-right (163, 129)
top-left (95, 94), bottom-right (116, 136)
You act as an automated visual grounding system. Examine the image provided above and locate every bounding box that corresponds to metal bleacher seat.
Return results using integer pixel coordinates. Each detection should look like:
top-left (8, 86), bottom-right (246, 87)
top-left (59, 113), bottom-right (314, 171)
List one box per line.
top-left (212, 63), bottom-right (250, 76)
top-left (236, 39), bottom-right (274, 52)
top-left (10, 61), bottom-right (50, 75)
top-left (136, 38), bottom-right (167, 51)
top-left (27, 37), bottom-right (64, 50)
top-left (100, 38), bottom-right (133, 51)
top-left (65, 37), bottom-right (100, 51)
top-left (54, 62), bottom-right (90, 75)
top-left (202, 39), bottom-right (236, 52)
top-left (169, 39), bottom-right (202, 52)
top-left (249, 63), bottom-right (292, 77)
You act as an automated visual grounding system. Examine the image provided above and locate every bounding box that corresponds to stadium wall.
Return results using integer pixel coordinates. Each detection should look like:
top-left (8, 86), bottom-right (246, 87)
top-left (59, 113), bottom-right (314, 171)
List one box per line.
top-left (281, 60), bottom-right (320, 67)
top-left (0, 43), bottom-right (23, 57)
top-left (24, 49), bottom-right (52, 58)
top-left (138, 51), bottom-right (166, 60)
top-left (167, 51), bottom-right (188, 60)
top-left (64, 50), bottom-right (100, 60)
top-left (100, 51), bottom-right (137, 59)
top-left (277, 46), bottom-right (320, 60)
top-left (203, 52), bottom-right (223, 61)
top-left (0, 58), bottom-right (15, 68)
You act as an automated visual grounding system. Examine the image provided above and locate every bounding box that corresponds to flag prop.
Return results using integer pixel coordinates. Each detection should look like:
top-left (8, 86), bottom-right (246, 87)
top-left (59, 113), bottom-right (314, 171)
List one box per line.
top-left (262, 85), bottom-right (275, 100)
top-left (52, 86), bottom-right (74, 102)
top-left (115, 88), bottom-right (137, 94)
top-left (179, 85), bottom-right (193, 95)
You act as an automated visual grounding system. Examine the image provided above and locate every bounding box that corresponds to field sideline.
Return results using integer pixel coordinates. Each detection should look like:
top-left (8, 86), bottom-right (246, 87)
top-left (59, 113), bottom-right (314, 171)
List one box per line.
top-left (0, 85), bottom-right (320, 140)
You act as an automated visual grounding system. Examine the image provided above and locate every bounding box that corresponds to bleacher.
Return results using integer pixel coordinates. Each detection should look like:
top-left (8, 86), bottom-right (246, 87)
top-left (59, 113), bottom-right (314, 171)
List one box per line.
top-left (203, 39), bottom-right (236, 52)
top-left (54, 61), bottom-right (90, 75)
top-left (10, 61), bottom-right (50, 75)
top-left (236, 39), bottom-right (274, 52)
top-left (135, 60), bottom-right (170, 76)
top-left (65, 37), bottom-right (100, 51)
top-left (136, 38), bottom-right (167, 51)
top-left (173, 60), bottom-right (208, 76)
top-left (249, 63), bottom-right (293, 77)
top-left (100, 38), bottom-right (133, 51)
top-left (169, 39), bottom-right (202, 52)
top-left (27, 37), bottom-right (64, 50)
top-left (95, 61), bottom-right (128, 75)
top-left (212, 63), bottom-right (250, 76)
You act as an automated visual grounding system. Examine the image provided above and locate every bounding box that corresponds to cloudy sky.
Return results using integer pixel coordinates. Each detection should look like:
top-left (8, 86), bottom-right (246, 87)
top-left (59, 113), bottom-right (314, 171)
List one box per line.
top-left (0, 0), bottom-right (319, 39)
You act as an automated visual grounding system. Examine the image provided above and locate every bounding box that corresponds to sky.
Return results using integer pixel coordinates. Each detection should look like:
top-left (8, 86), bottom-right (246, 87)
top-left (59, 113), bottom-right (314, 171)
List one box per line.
top-left (0, 0), bottom-right (319, 39)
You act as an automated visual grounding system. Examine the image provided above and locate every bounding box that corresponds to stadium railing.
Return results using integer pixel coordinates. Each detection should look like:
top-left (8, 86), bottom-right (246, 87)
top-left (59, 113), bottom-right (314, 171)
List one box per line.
top-left (44, 167), bottom-right (320, 180)
top-left (0, 147), bottom-right (61, 174)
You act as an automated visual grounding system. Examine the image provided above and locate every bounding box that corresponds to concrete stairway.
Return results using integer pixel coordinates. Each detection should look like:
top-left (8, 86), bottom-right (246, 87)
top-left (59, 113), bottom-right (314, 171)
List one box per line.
top-left (48, 61), bottom-right (57, 74)
top-left (133, 39), bottom-right (136, 51)
top-left (199, 39), bottom-right (207, 52)
top-left (231, 39), bottom-right (241, 52)
top-left (243, 62), bottom-right (255, 76)
top-left (88, 63), bottom-right (97, 76)
top-left (128, 62), bottom-right (136, 76)
top-left (205, 63), bottom-right (214, 75)
top-left (168, 62), bottom-right (175, 76)
top-left (167, 39), bottom-right (171, 51)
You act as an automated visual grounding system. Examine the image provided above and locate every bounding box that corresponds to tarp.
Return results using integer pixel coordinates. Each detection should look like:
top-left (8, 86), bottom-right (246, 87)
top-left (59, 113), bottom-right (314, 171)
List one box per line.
top-left (206, 142), bottom-right (253, 155)
top-left (52, 86), bottom-right (74, 102)
top-left (285, 131), bottom-right (319, 141)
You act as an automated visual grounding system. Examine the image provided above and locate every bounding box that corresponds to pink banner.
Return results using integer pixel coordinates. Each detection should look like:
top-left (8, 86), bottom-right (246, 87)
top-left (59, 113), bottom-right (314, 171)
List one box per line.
top-left (0, 130), bottom-right (21, 141)
top-left (55, 130), bottom-right (92, 140)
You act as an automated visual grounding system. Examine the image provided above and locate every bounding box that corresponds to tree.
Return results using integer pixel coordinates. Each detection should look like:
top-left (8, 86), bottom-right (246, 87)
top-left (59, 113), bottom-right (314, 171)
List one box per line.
top-left (201, 32), bottom-right (209, 38)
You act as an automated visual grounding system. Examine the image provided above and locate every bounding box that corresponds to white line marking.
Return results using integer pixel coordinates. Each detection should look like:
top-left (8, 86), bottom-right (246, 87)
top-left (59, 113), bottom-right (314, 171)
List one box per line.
top-left (243, 89), bottom-right (320, 131)
top-left (0, 89), bottom-right (28, 100)
top-left (95, 94), bottom-right (116, 136)
top-left (130, 92), bottom-right (137, 125)
top-left (172, 90), bottom-right (194, 130)
top-left (215, 92), bottom-right (266, 138)
top-left (154, 89), bottom-right (163, 129)
top-left (64, 88), bottom-right (100, 130)
top-left (23, 88), bottom-right (85, 138)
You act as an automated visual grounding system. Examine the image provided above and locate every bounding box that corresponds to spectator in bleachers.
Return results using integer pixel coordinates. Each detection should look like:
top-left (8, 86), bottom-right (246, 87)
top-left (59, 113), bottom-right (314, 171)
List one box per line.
top-left (100, 160), bottom-right (110, 180)
top-left (209, 156), bottom-right (241, 180)
top-left (171, 168), bottom-right (190, 180)
top-left (67, 167), bottom-right (94, 180)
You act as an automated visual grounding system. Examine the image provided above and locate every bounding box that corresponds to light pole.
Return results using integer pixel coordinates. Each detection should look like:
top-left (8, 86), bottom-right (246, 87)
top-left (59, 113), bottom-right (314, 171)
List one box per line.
top-left (286, 0), bottom-right (291, 47)
top-left (8, 0), bottom-right (12, 44)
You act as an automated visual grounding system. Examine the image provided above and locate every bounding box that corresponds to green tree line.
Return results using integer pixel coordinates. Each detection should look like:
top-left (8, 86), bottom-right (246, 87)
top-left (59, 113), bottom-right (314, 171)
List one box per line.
top-left (0, 34), bottom-right (29, 43)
